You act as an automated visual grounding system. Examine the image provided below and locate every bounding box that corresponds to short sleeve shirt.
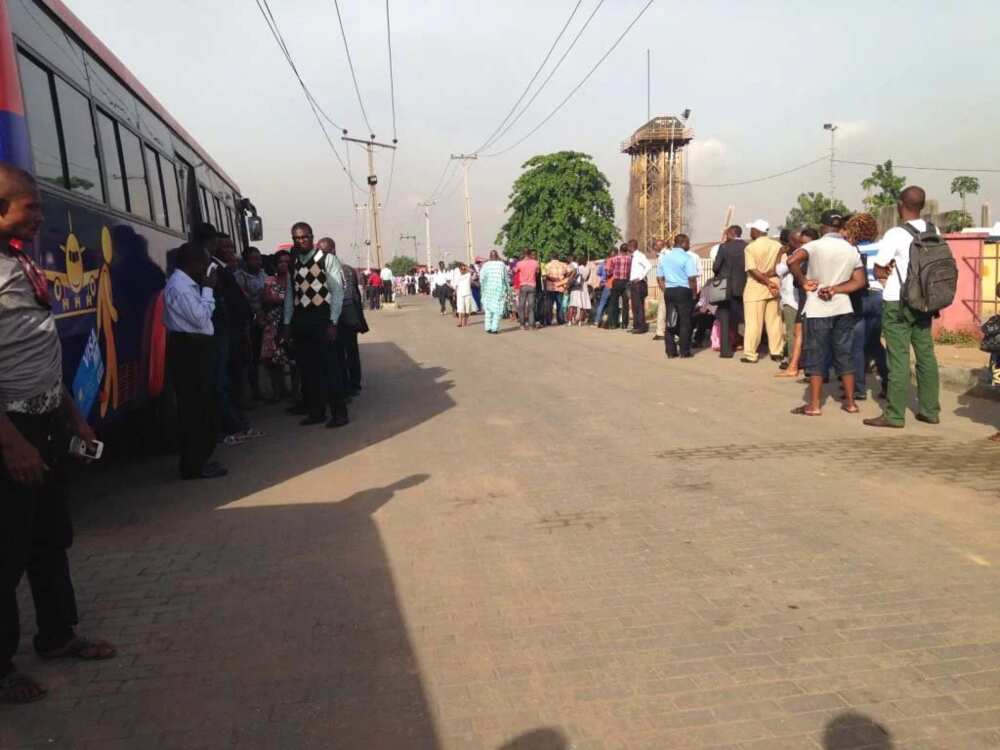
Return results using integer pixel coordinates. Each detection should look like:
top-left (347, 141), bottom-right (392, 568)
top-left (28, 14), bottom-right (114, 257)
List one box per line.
top-left (801, 234), bottom-right (863, 319)
top-left (872, 220), bottom-right (926, 302)
top-left (656, 248), bottom-right (698, 288)
top-left (514, 259), bottom-right (539, 288)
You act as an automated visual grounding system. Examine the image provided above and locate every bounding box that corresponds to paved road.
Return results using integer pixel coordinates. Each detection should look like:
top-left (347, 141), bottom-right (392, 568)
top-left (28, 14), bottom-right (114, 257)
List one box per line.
top-left (5, 296), bottom-right (1000, 750)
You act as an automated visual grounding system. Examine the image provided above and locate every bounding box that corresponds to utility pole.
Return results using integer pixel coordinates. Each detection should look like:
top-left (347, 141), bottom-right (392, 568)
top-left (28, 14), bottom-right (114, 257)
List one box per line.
top-left (450, 154), bottom-right (478, 264)
top-left (354, 202), bottom-right (370, 269)
top-left (822, 123), bottom-right (838, 200)
top-left (400, 233), bottom-right (418, 258)
top-left (343, 136), bottom-right (397, 267)
top-left (417, 200), bottom-right (435, 270)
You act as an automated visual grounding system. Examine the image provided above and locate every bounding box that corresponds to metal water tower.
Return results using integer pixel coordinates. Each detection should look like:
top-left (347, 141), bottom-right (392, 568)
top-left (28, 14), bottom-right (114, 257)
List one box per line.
top-left (622, 115), bottom-right (694, 250)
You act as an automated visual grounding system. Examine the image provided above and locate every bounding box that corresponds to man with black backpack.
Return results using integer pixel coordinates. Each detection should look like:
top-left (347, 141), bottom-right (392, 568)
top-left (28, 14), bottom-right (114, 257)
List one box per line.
top-left (863, 186), bottom-right (956, 429)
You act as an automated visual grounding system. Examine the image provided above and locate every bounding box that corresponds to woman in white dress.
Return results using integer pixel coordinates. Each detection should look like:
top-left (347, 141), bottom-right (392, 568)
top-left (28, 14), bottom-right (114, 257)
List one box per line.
top-left (455, 263), bottom-right (475, 327)
top-left (567, 254), bottom-right (592, 325)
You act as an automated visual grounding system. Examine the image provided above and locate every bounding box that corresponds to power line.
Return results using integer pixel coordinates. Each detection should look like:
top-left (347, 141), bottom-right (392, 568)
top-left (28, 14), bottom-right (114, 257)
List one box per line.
top-left (427, 160), bottom-right (458, 202)
top-left (481, 0), bottom-right (654, 158)
top-left (255, 0), bottom-right (364, 191)
top-left (384, 149), bottom-right (397, 207)
top-left (332, 0), bottom-right (374, 135)
top-left (688, 156), bottom-right (828, 188)
top-left (385, 0), bottom-right (398, 141)
top-left (834, 159), bottom-right (1000, 175)
top-left (472, 0), bottom-right (585, 154)
top-left (480, 0), bottom-right (607, 155)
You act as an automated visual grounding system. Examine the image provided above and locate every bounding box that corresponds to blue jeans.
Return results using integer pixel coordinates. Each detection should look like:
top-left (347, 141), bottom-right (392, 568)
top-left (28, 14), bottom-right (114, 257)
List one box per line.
top-left (853, 290), bottom-right (888, 398)
top-left (484, 308), bottom-right (501, 332)
top-left (804, 314), bottom-right (856, 378)
top-left (593, 287), bottom-right (610, 324)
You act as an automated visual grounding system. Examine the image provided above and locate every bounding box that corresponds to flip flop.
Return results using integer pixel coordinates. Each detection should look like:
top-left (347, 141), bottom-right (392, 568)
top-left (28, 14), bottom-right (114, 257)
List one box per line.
top-left (791, 405), bottom-right (821, 417)
top-left (841, 404), bottom-right (860, 414)
top-left (37, 636), bottom-right (116, 662)
top-left (0, 670), bottom-right (47, 703)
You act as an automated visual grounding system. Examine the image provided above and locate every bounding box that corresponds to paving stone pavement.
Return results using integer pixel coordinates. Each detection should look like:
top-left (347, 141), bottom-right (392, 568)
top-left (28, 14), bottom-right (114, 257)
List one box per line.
top-left (4, 296), bottom-right (1000, 750)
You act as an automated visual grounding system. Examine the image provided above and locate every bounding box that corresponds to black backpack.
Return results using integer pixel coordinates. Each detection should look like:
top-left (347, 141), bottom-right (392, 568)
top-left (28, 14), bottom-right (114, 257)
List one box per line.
top-left (897, 222), bottom-right (957, 315)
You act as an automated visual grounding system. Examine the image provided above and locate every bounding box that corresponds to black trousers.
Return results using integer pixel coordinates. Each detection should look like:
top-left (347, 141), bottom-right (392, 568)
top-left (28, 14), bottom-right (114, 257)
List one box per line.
top-left (337, 328), bottom-right (362, 391)
top-left (630, 279), bottom-right (648, 331)
top-left (607, 280), bottom-right (630, 328)
top-left (168, 332), bottom-right (217, 477)
top-left (716, 298), bottom-right (743, 358)
top-left (664, 287), bottom-right (694, 357)
top-left (293, 318), bottom-right (347, 421)
top-left (2, 410), bottom-right (78, 670)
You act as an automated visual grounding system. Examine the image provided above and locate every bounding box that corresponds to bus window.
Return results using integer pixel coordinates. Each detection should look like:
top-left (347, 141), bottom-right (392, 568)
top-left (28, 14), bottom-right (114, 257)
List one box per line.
top-left (118, 127), bottom-right (150, 220)
top-left (213, 197), bottom-right (222, 230)
top-left (53, 79), bottom-right (103, 201)
top-left (200, 186), bottom-right (210, 225)
top-left (96, 111), bottom-right (126, 211)
top-left (162, 158), bottom-right (184, 232)
top-left (143, 145), bottom-right (167, 226)
top-left (225, 206), bottom-right (234, 242)
top-left (16, 53), bottom-right (63, 189)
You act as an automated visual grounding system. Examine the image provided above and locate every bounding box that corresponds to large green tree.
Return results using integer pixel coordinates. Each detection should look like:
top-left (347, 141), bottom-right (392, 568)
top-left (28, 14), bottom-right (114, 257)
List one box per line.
top-left (783, 192), bottom-right (850, 230)
top-left (496, 151), bottom-right (619, 262)
top-left (950, 175), bottom-right (980, 213)
top-left (388, 255), bottom-right (417, 277)
top-left (861, 160), bottom-right (906, 213)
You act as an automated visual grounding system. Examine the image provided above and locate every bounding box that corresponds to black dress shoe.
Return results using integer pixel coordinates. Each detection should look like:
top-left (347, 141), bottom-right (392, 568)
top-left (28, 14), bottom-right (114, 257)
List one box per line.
top-left (326, 415), bottom-right (350, 429)
top-left (299, 416), bottom-right (325, 426)
top-left (181, 463), bottom-right (228, 480)
top-left (286, 404), bottom-right (307, 415)
top-left (652, 335), bottom-right (664, 341)
top-left (916, 413), bottom-right (940, 425)
top-left (770, 354), bottom-right (783, 362)
top-left (680, 352), bottom-right (694, 358)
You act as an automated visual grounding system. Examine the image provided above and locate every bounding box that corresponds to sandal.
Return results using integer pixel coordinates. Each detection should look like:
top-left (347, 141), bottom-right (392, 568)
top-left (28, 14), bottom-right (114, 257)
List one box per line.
top-left (841, 404), bottom-right (860, 414)
top-left (989, 433), bottom-right (1000, 443)
top-left (38, 636), bottom-right (116, 662)
top-left (1, 670), bottom-right (47, 703)
top-left (791, 405), bottom-right (821, 417)
top-left (774, 370), bottom-right (801, 379)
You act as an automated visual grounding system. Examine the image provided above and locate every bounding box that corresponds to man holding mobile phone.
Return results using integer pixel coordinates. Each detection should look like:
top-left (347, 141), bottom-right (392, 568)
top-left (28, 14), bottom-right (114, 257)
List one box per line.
top-left (0, 163), bottom-right (115, 704)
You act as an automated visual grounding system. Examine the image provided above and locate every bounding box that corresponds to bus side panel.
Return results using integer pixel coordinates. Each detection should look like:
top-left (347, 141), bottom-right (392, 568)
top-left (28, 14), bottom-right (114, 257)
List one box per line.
top-left (0, 0), bottom-right (31, 167)
top-left (36, 189), bottom-right (173, 427)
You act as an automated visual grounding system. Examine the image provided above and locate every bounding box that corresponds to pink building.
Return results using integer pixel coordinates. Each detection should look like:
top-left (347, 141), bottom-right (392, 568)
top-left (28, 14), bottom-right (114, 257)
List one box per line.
top-left (935, 232), bottom-right (1000, 337)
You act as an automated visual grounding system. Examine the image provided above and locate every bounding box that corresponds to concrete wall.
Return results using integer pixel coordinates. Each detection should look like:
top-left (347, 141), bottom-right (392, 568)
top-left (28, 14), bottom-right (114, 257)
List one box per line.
top-left (934, 232), bottom-right (989, 336)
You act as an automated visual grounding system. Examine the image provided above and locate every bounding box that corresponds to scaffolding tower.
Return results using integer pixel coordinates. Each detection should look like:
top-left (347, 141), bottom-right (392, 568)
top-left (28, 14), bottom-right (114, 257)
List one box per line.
top-left (622, 116), bottom-right (694, 251)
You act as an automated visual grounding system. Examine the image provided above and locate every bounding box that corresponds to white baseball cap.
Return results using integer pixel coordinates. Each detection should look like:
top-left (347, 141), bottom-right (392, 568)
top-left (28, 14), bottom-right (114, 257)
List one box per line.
top-left (745, 219), bottom-right (770, 233)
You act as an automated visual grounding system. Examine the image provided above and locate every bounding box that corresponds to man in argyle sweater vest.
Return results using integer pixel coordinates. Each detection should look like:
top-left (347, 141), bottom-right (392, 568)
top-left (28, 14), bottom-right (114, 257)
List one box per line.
top-left (282, 222), bottom-right (349, 428)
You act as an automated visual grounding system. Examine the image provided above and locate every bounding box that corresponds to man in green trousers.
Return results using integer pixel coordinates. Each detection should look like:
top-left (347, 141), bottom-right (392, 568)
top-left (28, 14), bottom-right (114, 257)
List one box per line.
top-left (863, 186), bottom-right (940, 429)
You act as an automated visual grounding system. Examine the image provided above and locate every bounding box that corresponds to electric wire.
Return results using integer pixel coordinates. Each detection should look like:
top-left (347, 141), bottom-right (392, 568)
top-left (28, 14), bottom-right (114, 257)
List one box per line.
top-left (332, 0), bottom-right (374, 134)
top-left (480, 0), bottom-right (654, 158)
top-left (479, 0), bottom-right (607, 155)
top-left (833, 159), bottom-right (1000, 174)
top-left (386, 0), bottom-right (398, 141)
top-left (688, 156), bottom-right (828, 188)
top-left (255, 0), bottom-right (364, 191)
top-left (471, 0), bottom-right (585, 154)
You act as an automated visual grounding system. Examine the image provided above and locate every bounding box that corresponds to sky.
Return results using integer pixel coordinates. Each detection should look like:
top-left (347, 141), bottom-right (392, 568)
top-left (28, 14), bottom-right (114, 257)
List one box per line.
top-left (63, 0), bottom-right (1000, 264)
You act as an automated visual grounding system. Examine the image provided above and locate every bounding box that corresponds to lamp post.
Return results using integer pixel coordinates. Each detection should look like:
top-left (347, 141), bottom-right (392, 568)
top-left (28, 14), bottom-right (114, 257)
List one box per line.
top-left (823, 123), bottom-right (838, 200)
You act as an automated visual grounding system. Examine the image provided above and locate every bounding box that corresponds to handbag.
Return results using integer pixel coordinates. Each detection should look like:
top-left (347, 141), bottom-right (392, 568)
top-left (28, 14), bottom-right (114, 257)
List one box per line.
top-left (980, 314), bottom-right (1000, 353)
top-left (707, 275), bottom-right (728, 305)
top-left (339, 298), bottom-right (369, 334)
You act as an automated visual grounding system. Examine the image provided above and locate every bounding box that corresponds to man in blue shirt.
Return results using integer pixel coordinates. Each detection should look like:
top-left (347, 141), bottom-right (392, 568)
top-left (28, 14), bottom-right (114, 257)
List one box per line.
top-left (656, 234), bottom-right (700, 358)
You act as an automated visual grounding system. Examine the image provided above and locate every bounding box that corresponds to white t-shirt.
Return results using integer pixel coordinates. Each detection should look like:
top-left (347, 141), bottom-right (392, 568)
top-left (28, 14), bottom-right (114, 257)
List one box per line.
top-left (455, 271), bottom-right (473, 297)
top-left (431, 270), bottom-right (449, 289)
top-left (801, 234), bottom-right (862, 319)
top-left (872, 220), bottom-right (926, 303)
top-left (686, 251), bottom-right (701, 280)
top-left (775, 259), bottom-right (800, 310)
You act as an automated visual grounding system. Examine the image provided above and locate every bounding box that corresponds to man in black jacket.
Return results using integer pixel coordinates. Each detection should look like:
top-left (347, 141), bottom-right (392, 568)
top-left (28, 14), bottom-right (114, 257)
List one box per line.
top-left (711, 225), bottom-right (748, 358)
top-left (318, 237), bottom-right (364, 396)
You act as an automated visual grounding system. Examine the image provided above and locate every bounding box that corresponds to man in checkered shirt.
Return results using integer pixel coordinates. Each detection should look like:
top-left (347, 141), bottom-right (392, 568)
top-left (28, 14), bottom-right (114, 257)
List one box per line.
top-left (282, 221), bottom-right (349, 429)
top-left (604, 244), bottom-right (632, 330)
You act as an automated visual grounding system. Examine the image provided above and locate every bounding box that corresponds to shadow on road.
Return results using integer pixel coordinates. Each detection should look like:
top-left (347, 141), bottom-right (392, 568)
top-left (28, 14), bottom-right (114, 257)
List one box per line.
top-left (6, 342), bottom-right (456, 749)
top-left (822, 711), bottom-right (894, 749)
top-left (498, 727), bottom-right (569, 750)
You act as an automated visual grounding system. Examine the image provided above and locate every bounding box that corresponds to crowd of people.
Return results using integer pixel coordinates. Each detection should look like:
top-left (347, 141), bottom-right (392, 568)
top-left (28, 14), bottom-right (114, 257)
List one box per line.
top-left (423, 185), bottom-right (949, 428)
top-left (163, 221), bottom-right (372, 480)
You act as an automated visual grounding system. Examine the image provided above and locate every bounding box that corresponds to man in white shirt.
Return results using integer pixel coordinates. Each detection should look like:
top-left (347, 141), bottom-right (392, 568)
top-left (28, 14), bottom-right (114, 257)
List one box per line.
top-left (628, 238), bottom-right (652, 334)
top-left (379, 266), bottom-right (394, 304)
top-left (787, 211), bottom-right (865, 417)
top-left (863, 186), bottom-right (940, 428)
top-left (431, 261), bottom-right (454, 315)
top-left (164, 243), bottom-right (226, 479)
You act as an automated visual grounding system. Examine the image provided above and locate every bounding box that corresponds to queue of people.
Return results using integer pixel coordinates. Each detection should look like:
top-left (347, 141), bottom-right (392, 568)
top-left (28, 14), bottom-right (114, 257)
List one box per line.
top-left (429, 185), bottom-right (951, 429)
top-left (163, 222), bottom-right (370, 480)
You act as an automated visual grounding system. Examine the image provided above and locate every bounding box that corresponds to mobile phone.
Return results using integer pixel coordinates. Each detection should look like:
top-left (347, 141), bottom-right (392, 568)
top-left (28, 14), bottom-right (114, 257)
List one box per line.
top-left (69, 436), bottom-right (104, 460)
top-left (207, 261), bottom-right (219, 275)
